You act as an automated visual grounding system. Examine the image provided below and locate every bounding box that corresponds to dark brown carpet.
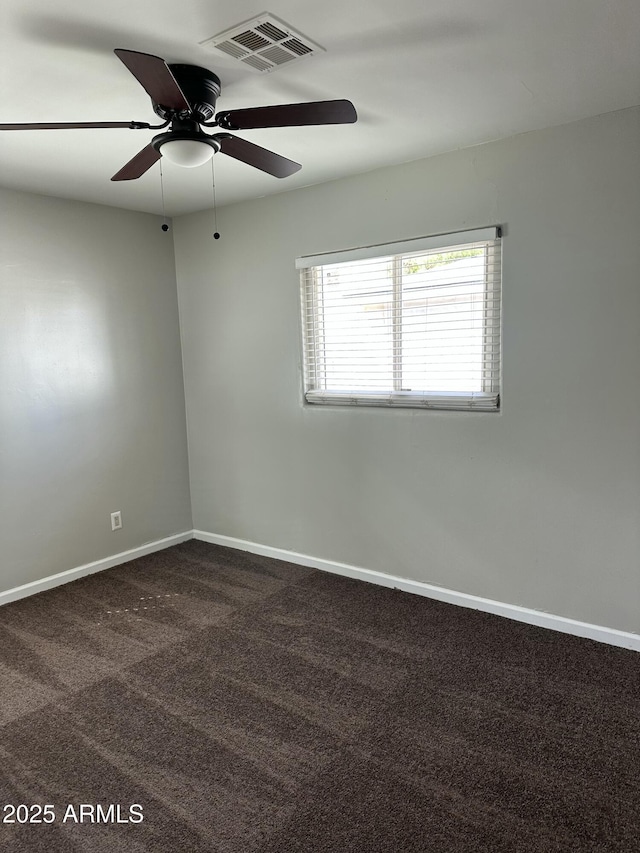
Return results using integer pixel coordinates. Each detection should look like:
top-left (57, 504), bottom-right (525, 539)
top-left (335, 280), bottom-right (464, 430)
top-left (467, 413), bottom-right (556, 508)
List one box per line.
top-left (0, 540), bottom-right (639, 852)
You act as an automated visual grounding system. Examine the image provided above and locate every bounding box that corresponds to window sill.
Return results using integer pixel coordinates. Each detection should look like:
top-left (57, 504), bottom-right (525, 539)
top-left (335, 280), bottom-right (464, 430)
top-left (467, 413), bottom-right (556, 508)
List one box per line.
top-left (304, 390), bottom-right (500, 411)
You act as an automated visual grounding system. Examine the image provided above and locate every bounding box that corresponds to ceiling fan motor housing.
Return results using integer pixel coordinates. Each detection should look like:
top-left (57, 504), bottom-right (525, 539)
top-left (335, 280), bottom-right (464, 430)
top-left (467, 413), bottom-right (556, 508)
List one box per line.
top-left (152, 64), bottom-right (222, 122)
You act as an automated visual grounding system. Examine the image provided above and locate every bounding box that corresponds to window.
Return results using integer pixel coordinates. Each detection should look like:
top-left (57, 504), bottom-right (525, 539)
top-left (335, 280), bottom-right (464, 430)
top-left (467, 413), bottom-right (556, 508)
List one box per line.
top-left (297, 227), bottom-right (502, 411)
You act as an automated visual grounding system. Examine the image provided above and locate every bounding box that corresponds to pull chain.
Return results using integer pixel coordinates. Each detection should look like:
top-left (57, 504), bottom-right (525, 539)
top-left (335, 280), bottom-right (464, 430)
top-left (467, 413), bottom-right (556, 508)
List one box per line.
top-left (211, 157), bottom-right (220, 240)
top-left (160, 160), bottom-right (169, 232)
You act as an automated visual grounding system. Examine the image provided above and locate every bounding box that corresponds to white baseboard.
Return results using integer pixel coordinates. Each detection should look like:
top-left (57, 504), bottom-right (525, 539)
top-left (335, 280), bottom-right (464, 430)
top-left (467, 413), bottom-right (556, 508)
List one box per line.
top-left (0, 531), bottom-right (193, 608)
top-left (3, 528), bottom-right (638, 653)
top-left (193, 530), bottom-right (640, 653)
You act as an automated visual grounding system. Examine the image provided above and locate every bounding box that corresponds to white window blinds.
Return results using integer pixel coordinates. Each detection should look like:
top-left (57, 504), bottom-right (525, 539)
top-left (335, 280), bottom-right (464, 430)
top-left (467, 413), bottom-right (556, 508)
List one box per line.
top-left (297, 227), bottom-right (502, 411)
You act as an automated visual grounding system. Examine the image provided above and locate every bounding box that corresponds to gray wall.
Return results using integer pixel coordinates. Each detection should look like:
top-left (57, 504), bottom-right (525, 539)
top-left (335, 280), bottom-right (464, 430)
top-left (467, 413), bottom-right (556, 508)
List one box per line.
top-left (0, 188), bottom-right (192, 592)
top-left (174, 106), bottom-right (640, 634)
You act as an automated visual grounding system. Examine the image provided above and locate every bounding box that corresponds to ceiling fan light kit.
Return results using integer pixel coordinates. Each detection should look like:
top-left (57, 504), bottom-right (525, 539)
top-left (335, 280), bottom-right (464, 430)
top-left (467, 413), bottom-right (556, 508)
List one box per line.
top-left (157, 137), bottom-right (217, 167)
top-left (0, 47), bottom-right (357, 185)
top-left (151, 118), bottom-right (221, 168)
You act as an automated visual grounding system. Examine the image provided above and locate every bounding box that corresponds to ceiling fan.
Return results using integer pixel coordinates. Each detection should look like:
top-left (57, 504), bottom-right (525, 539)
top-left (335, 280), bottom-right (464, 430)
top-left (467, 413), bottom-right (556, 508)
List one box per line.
top-left (0, 49), bottom-right (357, 181)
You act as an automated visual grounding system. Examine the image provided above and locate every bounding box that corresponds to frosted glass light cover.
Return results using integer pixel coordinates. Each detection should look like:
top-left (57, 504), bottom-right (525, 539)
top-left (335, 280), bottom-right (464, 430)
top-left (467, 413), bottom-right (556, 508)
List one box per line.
top-left (160, 139), bottom-right (214, 168)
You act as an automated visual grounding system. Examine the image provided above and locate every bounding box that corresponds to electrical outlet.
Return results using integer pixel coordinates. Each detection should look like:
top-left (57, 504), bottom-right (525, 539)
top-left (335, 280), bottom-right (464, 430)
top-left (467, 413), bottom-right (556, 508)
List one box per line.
top-left (110, 511), bottom-right (122, 531)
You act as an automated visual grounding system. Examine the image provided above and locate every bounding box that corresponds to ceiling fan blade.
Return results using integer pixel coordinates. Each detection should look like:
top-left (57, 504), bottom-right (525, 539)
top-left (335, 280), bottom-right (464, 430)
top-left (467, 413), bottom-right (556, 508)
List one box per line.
top-left (214, 134), bottom-right (301, 179)
top-left (114, 49), bottom-right (190, 112)
top-left (216, 99), bottom-right (357, 130)
top-left (0, 122), bottom-right (135, 130)
top-left (111, 144), bottom-right (161, 181)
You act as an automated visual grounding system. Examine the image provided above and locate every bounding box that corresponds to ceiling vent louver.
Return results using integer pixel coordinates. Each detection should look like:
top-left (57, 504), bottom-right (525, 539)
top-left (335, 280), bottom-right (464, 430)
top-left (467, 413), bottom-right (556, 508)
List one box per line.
top-left (200, 13), bottom-right (325, 73)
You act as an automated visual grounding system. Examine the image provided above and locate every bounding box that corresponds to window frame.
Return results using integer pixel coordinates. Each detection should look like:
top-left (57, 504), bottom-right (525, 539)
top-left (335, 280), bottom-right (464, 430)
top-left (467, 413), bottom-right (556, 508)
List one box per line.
top-left (297, 227), bottom-right (502, 412)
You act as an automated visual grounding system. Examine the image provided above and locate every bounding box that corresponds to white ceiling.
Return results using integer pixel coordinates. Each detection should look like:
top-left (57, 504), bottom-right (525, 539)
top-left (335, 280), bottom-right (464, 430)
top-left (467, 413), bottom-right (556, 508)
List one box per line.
top-left (1, 0), bottom-right (639, 216)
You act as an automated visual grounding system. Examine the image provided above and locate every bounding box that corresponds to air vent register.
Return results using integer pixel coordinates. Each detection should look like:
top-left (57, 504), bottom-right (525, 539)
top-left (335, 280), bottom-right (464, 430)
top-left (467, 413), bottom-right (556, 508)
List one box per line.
top-left (200, 13), bottom-right (324, 73)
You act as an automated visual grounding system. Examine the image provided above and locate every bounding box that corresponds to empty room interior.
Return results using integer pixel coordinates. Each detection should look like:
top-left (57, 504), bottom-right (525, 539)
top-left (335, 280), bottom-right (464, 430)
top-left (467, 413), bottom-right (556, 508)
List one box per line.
top-left (1, 1), bottom-right (639, 851)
